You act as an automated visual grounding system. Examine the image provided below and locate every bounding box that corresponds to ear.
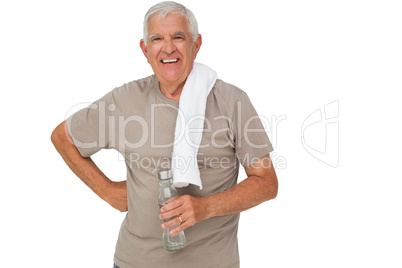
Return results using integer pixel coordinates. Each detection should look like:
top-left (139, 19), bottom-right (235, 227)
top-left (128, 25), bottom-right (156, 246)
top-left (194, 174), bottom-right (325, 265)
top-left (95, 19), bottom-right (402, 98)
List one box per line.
top-left (194, 34), bottom-right (202, 58)
top-left (140, 39), bottom-right (149, 63)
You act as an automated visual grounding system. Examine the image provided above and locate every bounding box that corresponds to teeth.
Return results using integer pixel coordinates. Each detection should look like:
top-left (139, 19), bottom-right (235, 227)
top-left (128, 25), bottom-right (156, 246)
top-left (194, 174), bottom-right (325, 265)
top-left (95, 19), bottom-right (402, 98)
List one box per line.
top-left (162, 59), bottom-right (178, 63)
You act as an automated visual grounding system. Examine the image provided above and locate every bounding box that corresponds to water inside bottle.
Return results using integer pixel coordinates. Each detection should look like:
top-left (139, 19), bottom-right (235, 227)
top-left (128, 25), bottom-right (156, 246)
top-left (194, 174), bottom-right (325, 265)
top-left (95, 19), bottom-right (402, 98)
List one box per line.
top-left (159, 204), bottom-right (186, 251)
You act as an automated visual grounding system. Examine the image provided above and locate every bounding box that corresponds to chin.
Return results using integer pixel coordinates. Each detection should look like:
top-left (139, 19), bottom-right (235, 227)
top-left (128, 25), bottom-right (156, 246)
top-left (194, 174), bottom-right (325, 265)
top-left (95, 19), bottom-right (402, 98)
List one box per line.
top-left (161, 72), bottom-right (183, 83)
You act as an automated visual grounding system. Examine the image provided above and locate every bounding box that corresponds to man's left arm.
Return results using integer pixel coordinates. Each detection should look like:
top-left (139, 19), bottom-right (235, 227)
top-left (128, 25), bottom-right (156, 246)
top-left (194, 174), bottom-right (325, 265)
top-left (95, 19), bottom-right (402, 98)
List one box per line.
top-left (159, 153), bottom-right (278, 236)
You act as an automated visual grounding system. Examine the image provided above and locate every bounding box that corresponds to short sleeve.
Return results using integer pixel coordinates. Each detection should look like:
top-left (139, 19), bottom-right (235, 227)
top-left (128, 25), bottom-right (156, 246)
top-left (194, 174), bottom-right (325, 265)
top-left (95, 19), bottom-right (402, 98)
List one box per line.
top-left (233, 93), bottom-right (273, 167)
top-left (67, 91), bottom-right (115, 157)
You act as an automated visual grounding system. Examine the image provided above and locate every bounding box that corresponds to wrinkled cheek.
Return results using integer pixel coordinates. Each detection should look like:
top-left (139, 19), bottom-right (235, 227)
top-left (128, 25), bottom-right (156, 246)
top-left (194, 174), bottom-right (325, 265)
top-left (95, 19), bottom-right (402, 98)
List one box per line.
top-left (147, 45), bottom-right (162, 62)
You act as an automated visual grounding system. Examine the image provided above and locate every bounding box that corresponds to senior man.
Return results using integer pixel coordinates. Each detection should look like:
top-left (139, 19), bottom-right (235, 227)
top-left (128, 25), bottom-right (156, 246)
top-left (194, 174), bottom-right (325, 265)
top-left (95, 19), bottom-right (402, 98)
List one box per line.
top-left (51, 1), bottom-right (278, 268)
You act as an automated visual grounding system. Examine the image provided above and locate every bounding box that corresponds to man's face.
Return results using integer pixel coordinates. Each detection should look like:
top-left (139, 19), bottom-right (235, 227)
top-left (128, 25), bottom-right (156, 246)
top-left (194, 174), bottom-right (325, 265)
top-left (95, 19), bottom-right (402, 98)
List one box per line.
top-left (140, 12), bottom-right (201, 90)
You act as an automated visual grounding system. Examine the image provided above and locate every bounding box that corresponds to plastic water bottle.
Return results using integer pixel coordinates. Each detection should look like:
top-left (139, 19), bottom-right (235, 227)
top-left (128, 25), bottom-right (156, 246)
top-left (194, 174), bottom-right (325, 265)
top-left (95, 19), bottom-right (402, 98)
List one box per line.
top-left (157, 170), bottom-right (186, 251)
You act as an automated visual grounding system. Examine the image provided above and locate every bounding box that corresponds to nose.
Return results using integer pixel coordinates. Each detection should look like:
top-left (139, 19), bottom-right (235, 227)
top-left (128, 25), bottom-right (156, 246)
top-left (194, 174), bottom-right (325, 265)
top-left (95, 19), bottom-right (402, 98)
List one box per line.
top-left (162, 37), bottom-right (176, 54)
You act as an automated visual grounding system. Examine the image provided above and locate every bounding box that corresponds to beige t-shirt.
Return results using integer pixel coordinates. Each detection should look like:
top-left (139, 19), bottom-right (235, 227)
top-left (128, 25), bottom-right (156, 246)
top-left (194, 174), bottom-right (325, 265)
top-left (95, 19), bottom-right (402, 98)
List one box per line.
top-left (68, 75), bottom-right (273, 268)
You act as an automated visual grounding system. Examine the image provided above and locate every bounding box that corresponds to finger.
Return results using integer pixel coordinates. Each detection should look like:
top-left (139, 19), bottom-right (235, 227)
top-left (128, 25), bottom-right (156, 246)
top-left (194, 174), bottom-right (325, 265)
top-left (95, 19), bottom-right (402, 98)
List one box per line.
top-left (161, 215), bottom-right (184, 229)
top-left (160, 196), bottom-right (184, 212)
top-left (169, 220), bottom-right (191, 236)
top-left (159, 206), bottom-right (183, 220)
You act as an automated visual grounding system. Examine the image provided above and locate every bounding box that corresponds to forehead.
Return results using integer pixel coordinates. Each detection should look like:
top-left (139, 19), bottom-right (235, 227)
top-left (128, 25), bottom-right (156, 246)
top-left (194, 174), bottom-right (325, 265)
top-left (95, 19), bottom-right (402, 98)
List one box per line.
top-left (147, 12), bottom-right (189, 35)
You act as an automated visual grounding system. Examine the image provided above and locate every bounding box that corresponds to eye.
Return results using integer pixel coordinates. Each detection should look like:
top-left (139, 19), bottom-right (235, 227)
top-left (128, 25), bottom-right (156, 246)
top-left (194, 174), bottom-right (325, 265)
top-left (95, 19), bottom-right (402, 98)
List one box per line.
top-left (151, 37), bottom-right (162, 42)
top-left (173, 36), bottom-right (185, 40)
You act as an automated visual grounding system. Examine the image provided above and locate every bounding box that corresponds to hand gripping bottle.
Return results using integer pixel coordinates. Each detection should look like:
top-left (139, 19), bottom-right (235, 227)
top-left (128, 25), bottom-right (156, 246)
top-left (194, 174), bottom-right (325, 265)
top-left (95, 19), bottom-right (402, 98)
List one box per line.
top-left (157, 170), bottom-right (186, 251)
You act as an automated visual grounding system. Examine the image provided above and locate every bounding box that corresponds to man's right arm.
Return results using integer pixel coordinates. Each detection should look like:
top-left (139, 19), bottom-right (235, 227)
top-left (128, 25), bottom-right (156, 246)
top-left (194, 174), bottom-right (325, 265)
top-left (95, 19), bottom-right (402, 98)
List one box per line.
top-left (51, 120), bottom-right (127, 212)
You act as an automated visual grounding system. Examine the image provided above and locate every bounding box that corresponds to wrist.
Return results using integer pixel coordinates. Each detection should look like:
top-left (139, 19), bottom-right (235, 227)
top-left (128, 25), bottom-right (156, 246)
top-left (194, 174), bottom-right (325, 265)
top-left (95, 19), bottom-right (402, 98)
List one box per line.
top-left (201, 195), bottom-right (217, 220)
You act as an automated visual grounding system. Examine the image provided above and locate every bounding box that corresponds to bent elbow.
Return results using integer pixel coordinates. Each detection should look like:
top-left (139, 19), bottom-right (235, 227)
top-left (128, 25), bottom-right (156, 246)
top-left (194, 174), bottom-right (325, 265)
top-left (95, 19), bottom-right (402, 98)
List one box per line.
top-left (272, 181), bottom-right (279, 200)
top-left (51, 121), bottom-right (69, 149)
top-left (51, 127), bottom-right (58, 144)
top-left (265, 175), bottom-right (278, 201)
top-left (51, 127), bottom-right (59, 147)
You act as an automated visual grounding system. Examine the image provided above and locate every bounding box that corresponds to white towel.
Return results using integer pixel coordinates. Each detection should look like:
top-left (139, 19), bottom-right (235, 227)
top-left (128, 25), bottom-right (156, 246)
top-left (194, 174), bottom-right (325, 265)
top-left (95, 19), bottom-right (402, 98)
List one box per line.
top-left (171, 62), bottom-right (217, 190)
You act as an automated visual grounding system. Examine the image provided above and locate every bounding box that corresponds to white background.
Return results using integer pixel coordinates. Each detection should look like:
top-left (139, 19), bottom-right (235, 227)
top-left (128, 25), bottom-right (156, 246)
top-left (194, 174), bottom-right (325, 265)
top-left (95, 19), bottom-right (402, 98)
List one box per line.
top-left (1, 0), bottom-right (401, 267)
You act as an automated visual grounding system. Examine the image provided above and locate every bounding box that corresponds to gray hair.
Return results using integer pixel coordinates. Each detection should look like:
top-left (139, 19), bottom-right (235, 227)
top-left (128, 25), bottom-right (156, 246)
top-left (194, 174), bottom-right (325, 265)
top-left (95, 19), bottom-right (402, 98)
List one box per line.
top-left (142, 1), bottom-right (199, 45)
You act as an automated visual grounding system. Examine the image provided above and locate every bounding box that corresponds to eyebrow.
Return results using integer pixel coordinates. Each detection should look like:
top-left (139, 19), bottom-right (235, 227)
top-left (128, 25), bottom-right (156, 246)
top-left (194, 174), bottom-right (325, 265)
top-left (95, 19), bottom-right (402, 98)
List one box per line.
top-left (149, 34), bottom-right (162, 40)
top-left (172, 31), bottom-right (187, 37)
top-left (148, 32), bottom-right (188, 40)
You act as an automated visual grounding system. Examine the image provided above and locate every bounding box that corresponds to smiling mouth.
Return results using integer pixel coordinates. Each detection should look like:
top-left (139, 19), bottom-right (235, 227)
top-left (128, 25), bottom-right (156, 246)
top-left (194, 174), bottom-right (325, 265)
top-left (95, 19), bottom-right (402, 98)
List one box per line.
top-left (161, 58), bottom-right (179, 64)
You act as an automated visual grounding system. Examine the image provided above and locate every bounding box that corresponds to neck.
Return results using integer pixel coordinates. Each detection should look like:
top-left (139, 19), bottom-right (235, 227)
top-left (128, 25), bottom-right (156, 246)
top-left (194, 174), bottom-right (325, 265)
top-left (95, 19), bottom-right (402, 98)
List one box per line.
top-left (159, 81), bottom-right (186, 101)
